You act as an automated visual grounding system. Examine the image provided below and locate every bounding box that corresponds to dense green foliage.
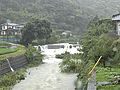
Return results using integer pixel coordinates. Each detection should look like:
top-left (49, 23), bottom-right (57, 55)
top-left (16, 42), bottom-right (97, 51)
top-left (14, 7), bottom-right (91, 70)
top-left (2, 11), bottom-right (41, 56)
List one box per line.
top-left (25, 45), bottom-right (43, 67)
top-left (59, 52), bottom-right (82, 73)
top-left (0, 0), bottom-right (88, 34)
top-left (0, 69), bottom-right (26, 90)
top-left (21, 19), bottom-right (52, 45)
top-left (1, 0), bottom-right (120, 34)
top-left (57, 18), bottom-right (120, 89)
top-left (76, 18), bottom-right (120, 89)
top-left (0, 45), bottom-right (43, 90)
top-left (81, 18), bottom-right (118, 67)
top-left (1, 0), bottom-right (120, 35)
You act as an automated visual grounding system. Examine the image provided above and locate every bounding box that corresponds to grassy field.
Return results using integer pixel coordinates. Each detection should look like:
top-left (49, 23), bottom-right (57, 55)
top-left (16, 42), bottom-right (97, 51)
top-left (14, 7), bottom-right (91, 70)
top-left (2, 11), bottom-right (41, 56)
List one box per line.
top-left (96, 67), bottom-right (120, 82)
top-left (0, 45), bottom-right (26, 61)
top-left (97, 85), bottom-right (120, 90)
top-left (96, 67), bottom-right (120, 90)
top-left (0, 48), bottom-right (17, 55)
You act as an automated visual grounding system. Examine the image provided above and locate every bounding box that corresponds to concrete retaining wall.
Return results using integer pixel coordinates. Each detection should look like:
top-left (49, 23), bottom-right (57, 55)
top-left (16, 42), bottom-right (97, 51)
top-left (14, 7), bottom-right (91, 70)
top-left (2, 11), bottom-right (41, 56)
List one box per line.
top-left (0, 55), bottom-right (28, 75)
top-left (87, 71), bottom-right (96, 90)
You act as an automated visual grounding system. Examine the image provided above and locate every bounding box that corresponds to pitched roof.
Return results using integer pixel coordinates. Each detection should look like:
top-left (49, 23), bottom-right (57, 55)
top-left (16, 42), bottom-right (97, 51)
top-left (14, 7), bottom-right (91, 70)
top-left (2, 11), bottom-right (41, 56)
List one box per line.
top-left (112, 13), bottom-right (120, 18)
top-left (112, 13), bottom-right (120, 21)
top-left (1, 23), bottom-right (18, 26)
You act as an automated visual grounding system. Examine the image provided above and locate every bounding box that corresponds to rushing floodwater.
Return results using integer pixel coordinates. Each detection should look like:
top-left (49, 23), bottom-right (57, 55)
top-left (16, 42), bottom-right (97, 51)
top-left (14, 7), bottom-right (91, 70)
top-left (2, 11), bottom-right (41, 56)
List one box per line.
top-left (13, 51), bottom-right (77, 90)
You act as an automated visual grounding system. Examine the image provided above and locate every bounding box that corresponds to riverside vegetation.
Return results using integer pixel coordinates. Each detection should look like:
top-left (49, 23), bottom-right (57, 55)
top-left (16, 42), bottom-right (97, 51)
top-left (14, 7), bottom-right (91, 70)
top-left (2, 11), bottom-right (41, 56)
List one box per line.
top-left (0, 42), bottom-right (19, 56)
top-left (0, 17), bottom-right (52, 90)
top-left (0, 43), bottom-right (43, 90)
top-left (58, 52), bottom-right (82, 73)
top-left (80, 18), bottom-right (120, 89)
top-left (58, 17), bottom-right (120, 90)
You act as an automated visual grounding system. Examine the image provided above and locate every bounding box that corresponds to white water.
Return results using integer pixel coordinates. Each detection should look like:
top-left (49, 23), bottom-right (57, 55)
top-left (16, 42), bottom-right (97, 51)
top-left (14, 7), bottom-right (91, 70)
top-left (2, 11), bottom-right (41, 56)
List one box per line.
top-left (13, 45), bottom-right (78, 90)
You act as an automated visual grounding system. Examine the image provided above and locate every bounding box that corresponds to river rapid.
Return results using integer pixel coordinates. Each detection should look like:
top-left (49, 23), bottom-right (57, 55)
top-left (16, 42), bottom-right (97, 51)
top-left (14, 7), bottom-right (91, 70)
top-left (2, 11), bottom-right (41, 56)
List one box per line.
top-left (13, 52), bottom-right (77, 90)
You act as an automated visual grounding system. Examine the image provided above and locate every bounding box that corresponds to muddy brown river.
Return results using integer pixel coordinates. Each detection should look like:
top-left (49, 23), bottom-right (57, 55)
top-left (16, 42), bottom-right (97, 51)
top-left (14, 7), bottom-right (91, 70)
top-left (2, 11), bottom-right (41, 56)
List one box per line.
top-left (13, 54), bottom-right (77, 90)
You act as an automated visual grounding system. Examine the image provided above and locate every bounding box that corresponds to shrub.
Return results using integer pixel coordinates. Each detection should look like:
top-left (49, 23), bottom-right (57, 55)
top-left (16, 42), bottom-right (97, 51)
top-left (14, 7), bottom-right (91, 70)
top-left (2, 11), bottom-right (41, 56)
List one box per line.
top-left (0, 69), bottom-right (26, 90)
top-left (25, 44), bottom-right (43, 67)
top-left (59, 53), bottom-right (82, 73)
top-left (0, 44), bottom-right (43, 90)
top-left (56, 52), bottom-right (70, 59)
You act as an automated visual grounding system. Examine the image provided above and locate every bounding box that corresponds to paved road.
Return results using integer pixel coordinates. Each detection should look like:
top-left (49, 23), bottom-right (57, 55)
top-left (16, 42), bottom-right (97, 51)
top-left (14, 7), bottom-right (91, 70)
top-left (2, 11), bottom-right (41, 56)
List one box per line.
top-left (13, 55), bottom-right (77, 90)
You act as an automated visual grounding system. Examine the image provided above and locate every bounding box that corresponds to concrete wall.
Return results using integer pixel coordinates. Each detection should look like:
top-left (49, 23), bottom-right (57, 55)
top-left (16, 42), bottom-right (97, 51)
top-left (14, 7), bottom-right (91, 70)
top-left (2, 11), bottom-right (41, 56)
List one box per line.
top-left (87, 71), bottom-right (96, 90)
top-left (0, 55), bottom-right (28, 75)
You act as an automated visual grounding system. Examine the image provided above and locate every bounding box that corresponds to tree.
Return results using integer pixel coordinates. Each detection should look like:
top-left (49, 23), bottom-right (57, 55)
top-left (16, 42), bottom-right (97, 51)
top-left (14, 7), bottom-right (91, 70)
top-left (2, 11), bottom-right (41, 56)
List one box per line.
top-left (21, 19), bottom-right (52, 46)
top-left (111, 38), bottom-right (120, 66)
top-left (76, 18), bottom-right (119, 89)
top-left (87, 34), bottom-right (114, 67)
top-left (81, 19), bottom-right (116, 66)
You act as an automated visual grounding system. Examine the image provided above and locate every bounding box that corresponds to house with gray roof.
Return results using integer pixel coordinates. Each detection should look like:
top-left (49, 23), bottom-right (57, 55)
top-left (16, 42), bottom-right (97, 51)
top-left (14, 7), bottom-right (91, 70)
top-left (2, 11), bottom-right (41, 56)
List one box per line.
top-left (0, 22), bottom-right (24, 36)
top-left (112, 14), bottom-right (120, 36)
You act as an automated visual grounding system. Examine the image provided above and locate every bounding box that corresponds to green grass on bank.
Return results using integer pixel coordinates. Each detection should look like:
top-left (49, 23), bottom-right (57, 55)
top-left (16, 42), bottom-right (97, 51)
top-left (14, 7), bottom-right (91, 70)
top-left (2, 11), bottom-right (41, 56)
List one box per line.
top-left (96, 67), bottom-right (120, 90)
top-left (0, 45), bottom-right (26, 61)
top-left (97, 85), bottom-right (120, 90)
top-left (0, 45), bottom-right (43, 90)
top-left (96, 67), bottom-right (120, 82)
top-left (0, 48), bottom-right (18, 55)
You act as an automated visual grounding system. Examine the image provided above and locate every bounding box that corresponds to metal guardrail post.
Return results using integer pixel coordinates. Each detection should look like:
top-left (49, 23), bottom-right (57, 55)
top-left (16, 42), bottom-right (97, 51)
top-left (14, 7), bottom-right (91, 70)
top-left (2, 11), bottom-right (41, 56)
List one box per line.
top-left (6, 58), bottom-right (15, 72)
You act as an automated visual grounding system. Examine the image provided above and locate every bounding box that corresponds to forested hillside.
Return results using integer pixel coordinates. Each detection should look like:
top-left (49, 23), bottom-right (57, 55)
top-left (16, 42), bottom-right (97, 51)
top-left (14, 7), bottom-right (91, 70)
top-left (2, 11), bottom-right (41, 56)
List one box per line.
top-left (77, 0), bottom-right (120, 17)
top-left (0, 0), bottom-right (120, 34)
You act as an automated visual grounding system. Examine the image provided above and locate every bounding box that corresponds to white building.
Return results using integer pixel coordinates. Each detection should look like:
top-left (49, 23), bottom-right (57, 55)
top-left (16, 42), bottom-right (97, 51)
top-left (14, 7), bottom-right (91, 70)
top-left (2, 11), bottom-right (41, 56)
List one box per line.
top-left (0, 23), bottom-right (24, 36)
top-left (62, 31), bottom-right (72, 37)
top-left (112, 14), bottom-right (120, 36)
top-left (39, 43), bottom-right (81, 55)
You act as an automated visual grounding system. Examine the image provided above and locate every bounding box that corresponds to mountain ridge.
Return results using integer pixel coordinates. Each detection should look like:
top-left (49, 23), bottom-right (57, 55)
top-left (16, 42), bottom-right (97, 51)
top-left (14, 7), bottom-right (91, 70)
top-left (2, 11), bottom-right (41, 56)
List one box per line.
top-left (0, 0), bottom-right (120, 34)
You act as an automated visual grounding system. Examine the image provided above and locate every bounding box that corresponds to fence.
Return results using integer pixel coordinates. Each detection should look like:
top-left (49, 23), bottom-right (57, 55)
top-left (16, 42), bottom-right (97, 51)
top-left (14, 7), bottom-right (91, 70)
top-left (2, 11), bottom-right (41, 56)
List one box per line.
top-left (0, 55), bottom-right (28, 75)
